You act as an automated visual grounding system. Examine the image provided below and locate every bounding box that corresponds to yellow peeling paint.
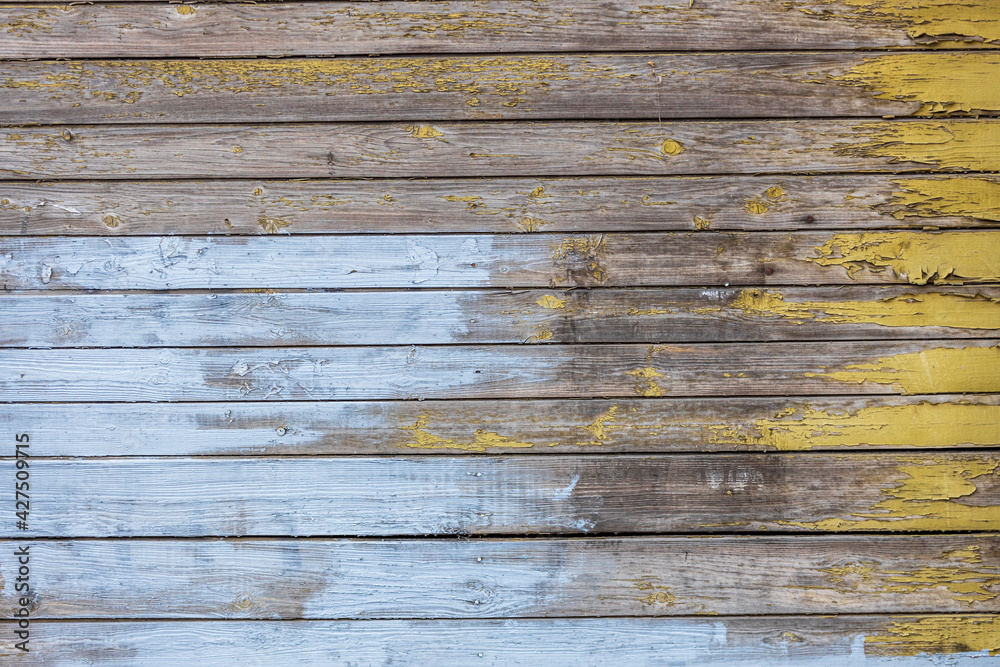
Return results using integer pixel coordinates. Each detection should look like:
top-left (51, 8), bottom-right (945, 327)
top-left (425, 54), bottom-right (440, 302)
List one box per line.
top-left (625, 367), bottom-right (665, 397)
top-left (581, 404), bottom-right (619, 444)
top-left (807, 232), bottom-right (1000, 284)
top-left (175, 5), bottom-right (196, 15)
top-left (535, 294), bottom-right (568, 309)
top-left (838, 0), bottom-right (1000, 45)
top-left (101, 214), bottom-right (120, 228)
top-left (632, 579), bottom-right (677, 606)
top-left (407, 124), bottom-right (443, 139)
top-left (693, 216), bottom-right (711, 231)
top-left (765, 186), bottom-right (787, 201)
top-left (258, 215), bottom-right (292, 234)
top-left (660, 139), bottom-right (685, 156)
top-left (398, 415), bottom-right (545, 452)
top-left (784, 459), bottom-right (1000, 532)
top-left (744, 199), bottom-right (769, 215)
top-left (887, 177), bottom-right (1000, 222)
top-left (805, 344), bottom-right (1000, 394)
top-left (731, 289), bottom-right (1000, 330)
top-left (866, 616), bottom-right (1000, 657)
top-left (834, 122), bottom-right (1000, 171)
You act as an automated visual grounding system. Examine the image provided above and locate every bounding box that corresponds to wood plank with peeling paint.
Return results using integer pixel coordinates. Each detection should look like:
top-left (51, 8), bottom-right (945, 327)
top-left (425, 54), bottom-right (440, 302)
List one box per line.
top-left (4, 0), bottom-right (998, 57)
top-left (2, 287), bottom-right (998, 348)
top-left (1, 536), bottom-right (999, 616)
top-left (3, 395), bottom-right (998, 456)
top-left (2, 231), bottom-right (998, 290)
top-left (3, 616), bottom-right (999, 664)
top-left (1, 340), bottom-right (997, 401)
top-left (4, 120), bottom-right (998, 179)
top-left (4, 175), bottom-right (1000, 236)
top-left (3, 53), bottom-right (998, 124)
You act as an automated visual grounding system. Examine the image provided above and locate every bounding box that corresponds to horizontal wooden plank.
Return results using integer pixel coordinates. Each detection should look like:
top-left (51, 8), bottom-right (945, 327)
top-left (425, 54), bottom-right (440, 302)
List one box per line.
top-left (4, 395), bottom-right (998, 456)
top-left (3, 287), bottom-right (999, 348)
top-left (1, 536), bottom-right (998, 617)
top-left (4, 175), bottom-right (1000, 235)
top-left (4, 120), bottom-right (998, 179)
top-left (1, 341), bottom-right (998, 401)
top-left (4, 0), bottom-right (998, 58)
top-left (2, 231), bottom-right (998, 290)
top-left (5, 616), bottom-right (999, 664)
top-left (5, 453), bottom-right (1000, 536)
top-left (3, 53), bottom-right (997, 124)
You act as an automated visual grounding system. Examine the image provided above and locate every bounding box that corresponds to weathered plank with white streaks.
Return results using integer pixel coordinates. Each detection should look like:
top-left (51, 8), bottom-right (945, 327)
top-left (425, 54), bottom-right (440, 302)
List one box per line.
top-left (2, 232), bottom-right (998, 290)
top-left (1, 341), bottom-right (997, 401)
top-left (3, 395), bottom-right (998, 456)
top-left (2, 536), bottom-right (999, 617)
top-left (3, 454), bottom-right (1000, 536)
top-left (3, 121), bottom-right (999, 179)
top-left (4, 0), bottom-right (998, 57)
top-left (3, 288), bottom-right (998, 348)
top-left (4, 175), bottom-right (999, 236)
top-left (4, 616), bottom-right (998, 665)
top-left (4, 53), bottom-right (997, 124)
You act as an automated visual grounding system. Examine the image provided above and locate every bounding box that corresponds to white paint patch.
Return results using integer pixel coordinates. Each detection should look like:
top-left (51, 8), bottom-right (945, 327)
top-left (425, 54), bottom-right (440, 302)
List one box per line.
top-left (553, 473), bottom-right (580, 500)
top-left (406, 240), bottom-right (440, 284)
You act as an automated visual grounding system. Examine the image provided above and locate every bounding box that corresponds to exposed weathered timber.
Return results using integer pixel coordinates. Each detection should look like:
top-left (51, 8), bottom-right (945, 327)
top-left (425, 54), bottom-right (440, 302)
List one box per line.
top-left (4, 121), bottom-right (999, 179)
top-left (3, 53), bottom-right (998, 124)
top-left (4, 616), bottom-right (1000, 665)
top-left (2, 231), bottom-right (998, 290)
top-left (2, 536), bottom-right (999, 617)
top-left (0, 340), bottom-right (997, 401)
top-left (2, 287), bottom-right (999, 349)
top-left (4, 0), bottom-right (999, 58)
top-left (4, 175), bottom-right (1000, 236)
top-left (3, 395), bottom-right (998, 456)
top-left (4, 453), bottom-right (1000, 536)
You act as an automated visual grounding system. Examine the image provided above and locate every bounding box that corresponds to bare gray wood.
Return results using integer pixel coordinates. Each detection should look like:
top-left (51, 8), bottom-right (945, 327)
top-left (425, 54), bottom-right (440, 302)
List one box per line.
top-left (3, 53), bottom-right (989, 124)
top-left (1, 536), bottom-right (998, 617)
top-left (0, 0), bottom-right (984, 58)
top-left (3, 616), bottom-right (997, 664)
top-left (2, 287), bottom-right (998, 348)
top-left (2, 395), bottom-right (996, 456)
top-left (3, 120), bottom-right (997, 179)
top-left (2, 231), bottom-right (997, 290)
top-left (1, 340), bottom-right (996, 401)
top-left (4, 175), bottom-right (999, 236)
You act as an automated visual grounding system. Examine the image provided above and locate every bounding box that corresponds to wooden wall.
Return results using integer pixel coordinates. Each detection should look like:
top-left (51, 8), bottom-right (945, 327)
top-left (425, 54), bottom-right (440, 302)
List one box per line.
top-left (2, 0), bottom-right (1000, 662)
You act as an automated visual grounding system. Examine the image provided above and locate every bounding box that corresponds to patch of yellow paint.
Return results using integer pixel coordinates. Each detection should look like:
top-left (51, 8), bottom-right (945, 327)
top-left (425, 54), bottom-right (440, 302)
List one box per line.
top-left (535, 294), bottom-right (568, 309)
top-left (784, 459), bottom-right (1000, 532)
top-left (886, 177), bottom-right (1000, 223)
top-left (837, 0), bottom-right (1000, 46)
top-left (101, 214), bottom-right (120, 228)
top-left (660, 138), bottom-right (685, 156)
top-left (581, 404), bottom-right (619, 444)
top-left (625, 367), bottom-right (665, 397)
top-left (407, 124), bottom-right (444, 139)
top-left (807, 231), bottom-right (1000, 284)
top-left (805, 344), bottom-right (1000, 394)
top-left (175, 5), bottom-right (196, 15)
top-left (398, 415), bottom-right (543, 452)
top-left (731, 289), bottom-right (1000, 330)
top-left (528, 186), bottom-right (550, 200)
top-left (251, 187), bottom-right (263, 196)
top-left (258, 215), bottom-right (292, 234)
top-left (517, 217), bottom-right (546, 232)
top-left (866, 616), bottom-right (1000, 657)
top-left (765, 185), bottom-right (787, 201)
top-left (834, 122), bottom-right (1000, 171)
top-left (744, 199), bottom-right (769, 215)
top-left (232, 145), bottom-right (243, 153)
top-left (631, 578), bottom-right (677, 606)
top-left (694, 216), bottom-right (711, 231)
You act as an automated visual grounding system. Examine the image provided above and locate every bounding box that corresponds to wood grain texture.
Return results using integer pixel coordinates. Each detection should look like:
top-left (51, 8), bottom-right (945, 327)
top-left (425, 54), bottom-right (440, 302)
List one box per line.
top-left (2, 231), bottom-right (998, 290)
top-left (4, 0), bottom-right (996, 58)
top-left (2, 536), bottom-right (999, 617)
top-left (4, 53), bottom-right (997, 124)
top-left (4, 395), bottom-right (998, 456)
top-left (4, 120), bottom-right (999, 179)
top-left (2, 287), bottom-right (998, 348)
top-left (1, 341), bottom-right (997, 401)
top-left (4, 175), bottom-right (1000, 236)
top-left (3, 616), bottom-right (999, 664)
top-left (4, 453), bottom-right (1000, 536)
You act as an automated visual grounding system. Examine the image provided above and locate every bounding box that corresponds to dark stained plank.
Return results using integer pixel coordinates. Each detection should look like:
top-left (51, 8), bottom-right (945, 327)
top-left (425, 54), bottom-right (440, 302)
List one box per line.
top-left (5, 616), bottom-right (1000, 664)
top-left (2, 231), bottom-right (998, 290)
top-left (3, 287), bottom-right (999, 348)
top-left (2, 536), bottom-right (999, 616)
top-left (4, 120), bottom-right (998, 179)
top-left (3, 395), bottom-right (998, 456)
top-left (1, 340), bottom-right (997, 401)
top-left (3, 0), bottom-right (998, 57)
top-left (4, 175), bottom-right (1000, 236)
top-left (3, 53), bottom-right (998, 124)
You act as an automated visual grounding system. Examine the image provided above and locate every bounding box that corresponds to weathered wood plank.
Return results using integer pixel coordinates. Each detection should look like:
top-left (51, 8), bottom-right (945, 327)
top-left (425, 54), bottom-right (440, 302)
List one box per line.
top-left (2, 536), bottom-right (999, 617)
top-left (4, 395), bottom-right (998, 456)
top-left (2, 232), bottom-right (998, 290)
top-left (4, 454), bottom-right (1000, 536)
top-left (4, 121), bottom-right (998, 179)
top-left (3, 287), bottom-right (999, 348)
top-left (1, 341), bottom-right (998, 401)
top-left (3, 53), bottom-right (997, 124)
top-left (5, 175), bottom-right (999, 236)
top-left (4, 616), bottom-right (999, 664)
top-left (4, 0), bottom-right (998, 58)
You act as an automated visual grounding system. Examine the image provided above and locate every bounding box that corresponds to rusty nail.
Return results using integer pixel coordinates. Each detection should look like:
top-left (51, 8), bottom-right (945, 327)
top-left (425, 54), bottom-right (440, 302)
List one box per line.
top-left (764, 266), bottom-right (774, 275)
top-left (805, 215), bottom-right (815, 223)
